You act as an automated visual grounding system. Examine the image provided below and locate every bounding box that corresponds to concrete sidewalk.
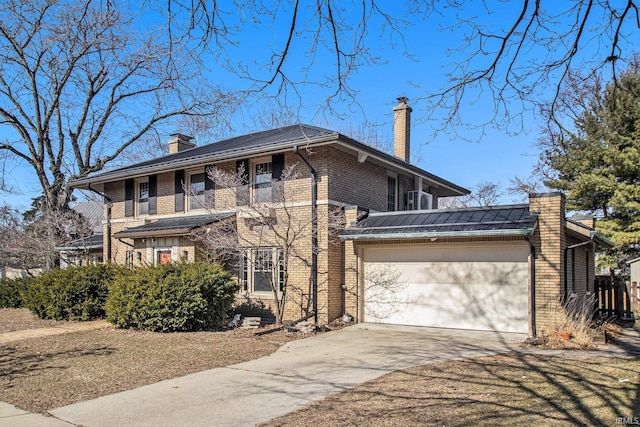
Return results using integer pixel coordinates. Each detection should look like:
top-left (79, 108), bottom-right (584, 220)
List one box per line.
top-left (47, 324), bottom-right (526, 427)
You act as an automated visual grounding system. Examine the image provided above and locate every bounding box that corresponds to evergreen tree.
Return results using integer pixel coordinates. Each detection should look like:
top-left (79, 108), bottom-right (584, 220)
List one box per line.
top-left (540, 62), bottom-right (640, 269)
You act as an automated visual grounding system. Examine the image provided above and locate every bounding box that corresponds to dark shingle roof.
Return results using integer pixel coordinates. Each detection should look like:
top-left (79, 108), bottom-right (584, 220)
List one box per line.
top-left (71, 125), bottom-right (338, 186)
top-left (57, 233), bottom-right (104, 250)
top-left (340, 205), bottom-right (537, 240)
top-left (113, 213), bottom-right (234, 238)
top-left (69, 124), bottom-right (468, 197)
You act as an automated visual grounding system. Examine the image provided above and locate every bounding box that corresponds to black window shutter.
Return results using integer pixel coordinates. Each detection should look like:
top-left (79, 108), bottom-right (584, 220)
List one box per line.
top-left (174, 170), bottom-right (184, 212)
top-left (205, 165), bottom-right (215, 208)
top-left (148, 174), bottom-right (157, 215)
top-left (124, 178), bottom-right (134, 217)
top-left (236, 159), bottom-right (249, 206)
top-left (272, 153), bottom-right (285, 180)
top-left (205, 165), bottom-right (215, 191)
top-left (272, 153), bottom-right (285, 201)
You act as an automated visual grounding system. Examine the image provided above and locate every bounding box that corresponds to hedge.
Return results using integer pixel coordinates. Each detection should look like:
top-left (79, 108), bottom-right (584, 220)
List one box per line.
top-left (23, 264), bottom-right (129, 321)
top-left (0, 277), bottom-right (32, 308)
top-left (106, 262), bottom-right (238, 332)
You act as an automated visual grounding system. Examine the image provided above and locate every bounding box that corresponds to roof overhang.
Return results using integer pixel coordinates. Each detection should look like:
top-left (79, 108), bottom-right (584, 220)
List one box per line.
top-left (69, 128), bottom-right (468, 197)
top-left (70, 134), bottom-right (341, 188)
top-left (57, 234), bottom-right (104, 251)
top-left (113, 213), bottom-right (235, 239)
top-left (591, 231), bottom-right (615, 248)
top-left (565, 220), bottom-right (615, 248)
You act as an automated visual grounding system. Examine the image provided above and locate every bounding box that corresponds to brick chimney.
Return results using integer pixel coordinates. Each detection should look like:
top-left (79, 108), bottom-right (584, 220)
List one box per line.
top-left (393, 97), bottom-right (412, 162)
top-left (168, 133), bottom-right (195, 154)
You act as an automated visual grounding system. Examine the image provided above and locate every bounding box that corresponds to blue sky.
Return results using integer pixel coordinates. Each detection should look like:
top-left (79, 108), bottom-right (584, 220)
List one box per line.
top-left (3, 1), bottom-right (621, 210)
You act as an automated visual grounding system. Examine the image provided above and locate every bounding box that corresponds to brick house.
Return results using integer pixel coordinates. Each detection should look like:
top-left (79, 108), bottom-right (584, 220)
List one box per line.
top-left (70, 99), bottom-right (612, 336)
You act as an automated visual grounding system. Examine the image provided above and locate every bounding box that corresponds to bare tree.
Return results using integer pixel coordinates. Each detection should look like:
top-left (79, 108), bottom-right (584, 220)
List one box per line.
top-left (159, 1), bottom-right (640, 133)
top-left (508, 174), bottom-right (545, 203)
top-left (191, 163), bottom-right (343, 325)
top-left (0, 0), bottom-right (232, 214)
top-left (439, 180), bottom-right (504, 208)
top-left (0, 202), bottom-right (94, 272)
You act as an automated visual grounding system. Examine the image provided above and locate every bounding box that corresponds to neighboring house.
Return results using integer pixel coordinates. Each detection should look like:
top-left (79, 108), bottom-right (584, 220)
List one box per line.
top-left (70, 99), bottom-right (612, 337)
top-left (58, 233), bottom-right (104, 268)
top-left (58, 201), bottom-right (104, 268)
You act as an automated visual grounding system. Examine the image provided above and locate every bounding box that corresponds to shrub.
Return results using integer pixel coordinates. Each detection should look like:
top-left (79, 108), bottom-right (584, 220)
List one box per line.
top-left (0, 277), bottom-right (32, 308)
top-left (23, 264), bottom-right (128, 321)
top-left (106, 262), bottom-right (238, 332)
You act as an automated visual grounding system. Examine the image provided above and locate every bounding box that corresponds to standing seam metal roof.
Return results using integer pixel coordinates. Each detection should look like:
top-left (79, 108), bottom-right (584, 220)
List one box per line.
top-left (340, 204), bottom-right (538, 239)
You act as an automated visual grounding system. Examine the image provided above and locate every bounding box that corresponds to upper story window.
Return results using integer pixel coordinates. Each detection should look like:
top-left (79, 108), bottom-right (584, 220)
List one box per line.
top-left (138, 179), bottom-right (149, 216)
top-left (189, 172), bottom-right (206, 210)
top-left (253, 161), bottom-right (273, 203)
top-left (236, 154), bottom-right (284, 206)
top-left (125, 175), bottom-right (155, 217)
top-left (387, 174), bottom-right (398, 211)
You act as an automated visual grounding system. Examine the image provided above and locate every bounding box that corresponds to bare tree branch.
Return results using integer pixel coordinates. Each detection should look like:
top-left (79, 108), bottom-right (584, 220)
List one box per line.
top-left (0, 0), bottom-right (234, 212)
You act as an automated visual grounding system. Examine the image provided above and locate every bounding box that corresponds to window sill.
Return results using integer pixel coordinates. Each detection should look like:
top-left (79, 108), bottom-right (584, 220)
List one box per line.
top-left (238, 206), bottom-right (276, 218)
top-left (125, 218), bottom-right (153, 227)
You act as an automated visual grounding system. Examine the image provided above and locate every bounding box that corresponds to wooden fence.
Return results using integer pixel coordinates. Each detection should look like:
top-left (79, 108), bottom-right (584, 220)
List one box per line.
top-left (594, 277), bottom-right (637, 320)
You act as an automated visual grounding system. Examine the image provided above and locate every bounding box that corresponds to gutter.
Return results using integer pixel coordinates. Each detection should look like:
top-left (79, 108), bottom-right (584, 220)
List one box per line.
top-left (591, 230), bottom-right (615, 248)
top-left (340, 228), bottom-right (533, 241)
top-left (87, 183), bottom-right (112, 263)
top-left (293, 146), bottom-right (318, 325)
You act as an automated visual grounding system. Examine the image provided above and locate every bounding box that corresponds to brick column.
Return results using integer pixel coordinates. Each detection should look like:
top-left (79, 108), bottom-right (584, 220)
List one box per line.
top-left (343, 206), bottom-right (365, 322)
top-left (529, 192), bottom-right (566, 336)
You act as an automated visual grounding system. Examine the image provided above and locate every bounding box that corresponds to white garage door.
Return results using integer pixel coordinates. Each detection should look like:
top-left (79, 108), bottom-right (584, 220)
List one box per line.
top-left (363, 242), bottom-right (530, 333)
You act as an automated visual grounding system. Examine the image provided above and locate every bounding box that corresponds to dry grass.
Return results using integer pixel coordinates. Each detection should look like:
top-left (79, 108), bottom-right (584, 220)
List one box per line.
top-left (0, 309), bottom-right (300, 413)
top-left (0, 308), bottom-right (67, 333)
top-left (546, 294), bottom-right (601, 348)
top-left (263, 352), bottom-right (640, 426)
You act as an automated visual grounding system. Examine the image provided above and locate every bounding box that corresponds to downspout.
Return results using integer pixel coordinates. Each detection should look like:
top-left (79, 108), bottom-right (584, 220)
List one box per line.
top-left (563, 237), bottom-right (595, 302)
top-left (293, 146), bottom-right (318, 325)
top-left (525, 233), bottom-right (537, 338)
top-left (87, 183), bottom-right (112, 263)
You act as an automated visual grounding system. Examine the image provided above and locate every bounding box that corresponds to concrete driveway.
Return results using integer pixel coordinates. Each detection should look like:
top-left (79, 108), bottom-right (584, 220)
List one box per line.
top-left (49, 324), bottom-right (525, 427)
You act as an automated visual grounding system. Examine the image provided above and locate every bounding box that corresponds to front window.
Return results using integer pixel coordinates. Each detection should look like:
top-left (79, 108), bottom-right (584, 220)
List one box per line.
top-left (239, 248), bottom-right (283, 295)
top-left (254, 161), bottom-right (273, 203)
top-left (156, 249), bottom-right (173, 265)
top-left (189, 172), bottom-right (206, 210)
top-left (138, 180), bottom-right (149, 215)
top-left (387, 175), bottom-right (397, 211)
